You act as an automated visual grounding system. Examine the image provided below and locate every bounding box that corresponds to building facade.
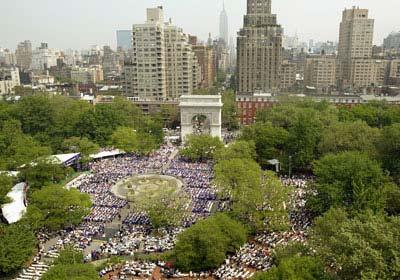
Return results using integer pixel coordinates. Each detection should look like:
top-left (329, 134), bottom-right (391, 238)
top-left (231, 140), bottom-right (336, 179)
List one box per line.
top-left (384, 32), bottom-right (400, 50)
top-left (190, 36), bottom-right (216, 89)
top-left (237, 0), bottom-right (283, 93)
top-left (15, 40), bottom-right (32, 70)
top-left (304, 55), bottom-right (337, 92)
top-left (0, 67), bottom-right (20, 95)
top-left (219, 2), bottom-right (229, 46)
top-left (337, 7), bottom-right (374, 89)
top-left (122, 7), bottom-right (200, 101)
top-left (280, 60), bottom-right (297, 91)
top-left (31, 43), bottom-right (58, 71)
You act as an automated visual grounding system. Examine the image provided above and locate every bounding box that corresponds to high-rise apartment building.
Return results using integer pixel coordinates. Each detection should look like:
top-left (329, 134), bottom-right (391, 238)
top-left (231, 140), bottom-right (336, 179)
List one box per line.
top-left (31, 43), bottom-right (58, 71)
top-left (190, 36), bottom-right (216, 89)
top-left (102, 46), bottom-right (121, 79)
top-left (15, 40), bottom-right (32, 70)
top-left (237, 0), bottom-right (283, 93)
top-left (383, 32), bottom-right (400, 50)
top-left (337, 7), bottom-right (374, 88)
top-left (219, 2), bottom-right (229, 46)
top-left (122, 7), bottom-right (200, 101)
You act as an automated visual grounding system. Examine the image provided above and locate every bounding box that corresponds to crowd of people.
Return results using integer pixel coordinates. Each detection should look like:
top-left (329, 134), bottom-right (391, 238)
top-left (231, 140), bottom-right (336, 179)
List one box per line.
top-left (211, 177), bottom-right (312, 279)
top-left (98, 225), bottom-right (182, 257)
top-left (21, 142), bottom-right (318, 280)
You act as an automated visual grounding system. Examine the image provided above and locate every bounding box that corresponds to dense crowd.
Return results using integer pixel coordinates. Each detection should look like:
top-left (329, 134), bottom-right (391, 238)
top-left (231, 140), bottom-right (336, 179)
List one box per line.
top-left (24, 143), bottom-right (316, 280)
top-left (212, 177), bottom-right (312, 279)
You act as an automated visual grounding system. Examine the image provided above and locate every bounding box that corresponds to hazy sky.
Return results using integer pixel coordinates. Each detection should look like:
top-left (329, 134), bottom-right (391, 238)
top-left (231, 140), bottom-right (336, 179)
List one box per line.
top-left (1, 0), bottom-right (399, 51)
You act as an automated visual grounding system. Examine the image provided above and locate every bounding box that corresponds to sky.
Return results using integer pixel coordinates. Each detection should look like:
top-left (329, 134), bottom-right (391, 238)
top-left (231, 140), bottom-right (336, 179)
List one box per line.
top-left (1, 0), bottom-right (399, 51)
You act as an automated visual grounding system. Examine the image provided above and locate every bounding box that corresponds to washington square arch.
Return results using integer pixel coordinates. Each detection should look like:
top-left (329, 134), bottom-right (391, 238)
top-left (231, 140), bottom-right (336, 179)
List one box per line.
top-left (179, 95), bottom-right (223, 141)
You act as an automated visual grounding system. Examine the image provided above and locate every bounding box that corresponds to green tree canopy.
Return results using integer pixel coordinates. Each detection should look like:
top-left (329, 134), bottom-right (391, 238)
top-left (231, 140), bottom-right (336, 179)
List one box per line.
top-left (307, 152), bottom-right (387, 215)
top-left (378, 123), bottom-right (400, 179)
top-left (19, 160), bottom-right (71, 190)
top-left (25, 185), bottom-right (91, 231)
top-left (0, 174), bottom-right (13, 205)
top-left (13, 94), bottom-right (55, 136)
top-left (62, 137), bottom-right (100, 159)
top-left (110, 127), bottom-right (138, 153)
top-left (172, 214), bottom-right (247, 272)
top-left (339, 101), bottom-right (400, 128)
top-left (317, 121), bottom-right (380, 157)
top-left (311, 208), bottom-right (400, 280)
top-left (214, 140), bottom-right (256, 162)
top-left (241, 122), bottom-right (289, 167)
top-left (133, 188), bottom-right (189, 229)
top-left (180, 134), bottom-right (223, 162)
top-left (240, 122), bottom-right (289, 168)
top-left (0, 120), bottom-right (51, 170)
top-left (251, 256), bottom-right (330, 280)
top-left (41, 263), bottom-right (99, 280)
top-left (0, 224), bottom-right (36, 276)
top-left (222, 90), bottom-right (239, 131)
top-left (53, 247), bottom-right (85, 265)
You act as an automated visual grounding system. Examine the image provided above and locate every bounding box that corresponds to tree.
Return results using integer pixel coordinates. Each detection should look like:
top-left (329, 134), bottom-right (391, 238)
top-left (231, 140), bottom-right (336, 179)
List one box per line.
top-left (252, 256), bottom-right (330, 280)
top-left (25, 185), bottom-right (91, 231)
top-left (318, 121), bottom-right (379, 157)
top-left (41, 264), bottom-right (100, 280)
top-left (19, 160), bottom-right (71, 190)
top-left (0, 120), bottom-right (51, 170)
top-left (311, 208), bottom-right (400, 280)
top-left (42, 247), bottom-right (99, 279)
top-left (284, 110), bottom-right (323, 172)
top-left (214, 159), bottom-right (289, 232)
top-left (0, 174), bottom-right (13, 205)
top-left (339, 102), bottom-right (400, 128)
top-left (378, 123), bottom-right (400, 179)
top-left (62, 137), bottom-right (100, 163)
top-left (0, 224), bottom-right (36, 276)
top-left (172, 214), bottom-right (247, 272)
top-left (241, 123), bottom-right (289, 168)
top-left (110, 127), bottom-right (138, 153)
top-left (14, 94), bottom-right (55, 136)
top-left (262, 171), bottom-right (291, 232)
top-left (214, 158), bottom-right (261, 197)
top-left (307, 152), bottom-right (387, 215)
top-left (136, 131), bottom-right (160, 155)
top-left (133, 188), bottom-right (189, 229)
top-left (222, 90), bottom-right (239, 131)
top-left (180, 135), bottom-right (223, 162)
top-left (53, 247), bottom-right (84, 265)
top-left (214, 140), bottom-right (256, 162)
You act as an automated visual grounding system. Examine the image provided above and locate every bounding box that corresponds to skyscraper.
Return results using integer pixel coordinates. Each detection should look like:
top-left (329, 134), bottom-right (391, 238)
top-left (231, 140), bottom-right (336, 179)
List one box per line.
top-left (122, 7), bottom-right (200, 100)
top-left (237, 0), bottom-right (283, 93)
top-left (15, 40), bottom-right (32, 70)
top-left (219, 1), bottom-right (228, 46)
top-left (337, 7), bottom-right (375, 88)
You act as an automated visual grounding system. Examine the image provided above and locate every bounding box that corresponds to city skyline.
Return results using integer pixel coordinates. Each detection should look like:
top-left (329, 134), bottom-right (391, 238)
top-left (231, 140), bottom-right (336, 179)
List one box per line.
top-left (1, 0), bottom-right (399, 51)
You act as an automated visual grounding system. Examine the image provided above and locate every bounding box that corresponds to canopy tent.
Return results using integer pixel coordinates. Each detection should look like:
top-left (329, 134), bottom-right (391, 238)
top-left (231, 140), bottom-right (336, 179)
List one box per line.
top-left (90, 149), bottom-right (125, 160)
top-left (48, 153), bottom-right (81, 167)
top-left (1, 183), bottom-right (27, 224)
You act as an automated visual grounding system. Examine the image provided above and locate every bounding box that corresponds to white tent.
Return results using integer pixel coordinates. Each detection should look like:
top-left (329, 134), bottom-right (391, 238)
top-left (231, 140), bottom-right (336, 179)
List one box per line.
top-left (1, 183), bottom-right (27, 224)
top-left (48, 153), bottom-right (81, 167)
top-left (90, 149), bottom-right (125, 160)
